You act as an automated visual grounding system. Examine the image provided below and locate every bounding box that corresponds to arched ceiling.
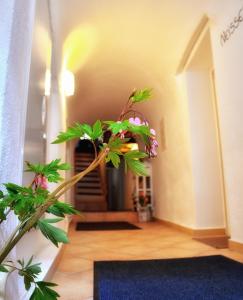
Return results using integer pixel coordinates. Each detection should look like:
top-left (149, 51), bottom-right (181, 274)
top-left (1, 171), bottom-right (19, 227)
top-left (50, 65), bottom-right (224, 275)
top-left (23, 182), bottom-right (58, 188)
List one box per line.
top-left (49, 0), bottom-right (212, 125)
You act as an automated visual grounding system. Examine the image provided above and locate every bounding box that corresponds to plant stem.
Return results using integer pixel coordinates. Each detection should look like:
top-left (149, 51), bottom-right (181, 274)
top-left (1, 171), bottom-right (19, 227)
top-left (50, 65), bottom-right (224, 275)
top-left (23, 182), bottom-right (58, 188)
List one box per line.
top-left (38, 157), bottom-right (96, 205)
top-left (0, 149), bottom-right (107, 264)
top-left (91, 141), bottom-right (97, 158)
top-left (55, 152), bottom-right (105, 199)
top-left (1, 217), bottom-right (30, 251)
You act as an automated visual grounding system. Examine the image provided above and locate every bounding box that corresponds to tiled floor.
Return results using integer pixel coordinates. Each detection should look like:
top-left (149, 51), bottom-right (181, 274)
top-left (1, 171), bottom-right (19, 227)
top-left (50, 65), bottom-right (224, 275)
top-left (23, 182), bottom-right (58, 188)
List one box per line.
top-left (51, 221), bottom-right (243, 300)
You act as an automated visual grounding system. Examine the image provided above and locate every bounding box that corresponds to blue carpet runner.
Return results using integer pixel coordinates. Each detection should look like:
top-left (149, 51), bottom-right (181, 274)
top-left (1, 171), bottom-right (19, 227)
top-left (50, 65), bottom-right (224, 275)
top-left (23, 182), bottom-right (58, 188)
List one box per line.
top-left (94, 255), bottom-right (243, 300)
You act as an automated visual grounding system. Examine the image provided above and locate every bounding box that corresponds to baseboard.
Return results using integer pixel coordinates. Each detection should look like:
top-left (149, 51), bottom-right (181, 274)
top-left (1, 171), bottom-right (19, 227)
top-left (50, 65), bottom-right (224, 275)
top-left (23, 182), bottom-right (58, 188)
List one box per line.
top-left (193, 228), bottom-right (226, 238)
top-left (155, 219), bottom-right (194, 235)
top-left (228, 240), bottom-right (243, 254)
top-left (156, 218), bottom-right (226, 238)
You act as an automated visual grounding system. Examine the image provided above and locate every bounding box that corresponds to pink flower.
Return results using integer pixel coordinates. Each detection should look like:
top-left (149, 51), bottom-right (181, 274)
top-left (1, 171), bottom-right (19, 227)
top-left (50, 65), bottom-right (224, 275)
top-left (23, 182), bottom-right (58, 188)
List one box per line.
top-left (129, 117), bottom-right (142, 126)
top-left (145, 128), bottom-right (158, 158)
top-left (34, 175), bottom-right (48, 189)
top-left (146, 144), bottom-right (158, 157)
top-left (150, 144), bottom-right (158, 156)
top-left (152, 139), bottom-right (158, 147)
top-left (150, 128), bottom-right (156, 136)
top-left (120, 131), bottom-right (126, 139)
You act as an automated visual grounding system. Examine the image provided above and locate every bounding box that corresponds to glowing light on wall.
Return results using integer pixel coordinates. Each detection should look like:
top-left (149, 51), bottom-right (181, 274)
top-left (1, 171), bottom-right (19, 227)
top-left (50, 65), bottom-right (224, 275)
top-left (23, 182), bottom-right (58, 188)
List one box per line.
top-left (63, 25), bottom-right (96, 73)
top-left (36, 25), bottom-right (52, 68)
top-left (44, 69), bottom-right (51, 96)
top-left (62, 70), bottom-right (75, 96)
top-left (120, 143), bottom-right (139, 153)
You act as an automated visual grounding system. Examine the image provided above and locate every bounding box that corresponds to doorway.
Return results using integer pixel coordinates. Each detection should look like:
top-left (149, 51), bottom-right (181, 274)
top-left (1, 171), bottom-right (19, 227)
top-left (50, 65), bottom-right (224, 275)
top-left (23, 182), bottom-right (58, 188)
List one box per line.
top-left (74, 139), bottom-right (135, 212)
top-left (182, 29), bottom-right (229, 233)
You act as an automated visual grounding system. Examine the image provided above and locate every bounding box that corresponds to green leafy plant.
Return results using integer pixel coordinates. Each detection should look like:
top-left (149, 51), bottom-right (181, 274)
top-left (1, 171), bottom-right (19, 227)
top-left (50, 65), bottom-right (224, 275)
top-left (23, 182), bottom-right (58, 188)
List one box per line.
top-left (0, 88), bottom-right (158, 299)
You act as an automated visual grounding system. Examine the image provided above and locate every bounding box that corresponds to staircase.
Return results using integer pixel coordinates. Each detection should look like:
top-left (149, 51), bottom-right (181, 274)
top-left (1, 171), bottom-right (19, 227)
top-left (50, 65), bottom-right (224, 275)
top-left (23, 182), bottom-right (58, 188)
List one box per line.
top-left (74, 152), bottom-right (107, 211)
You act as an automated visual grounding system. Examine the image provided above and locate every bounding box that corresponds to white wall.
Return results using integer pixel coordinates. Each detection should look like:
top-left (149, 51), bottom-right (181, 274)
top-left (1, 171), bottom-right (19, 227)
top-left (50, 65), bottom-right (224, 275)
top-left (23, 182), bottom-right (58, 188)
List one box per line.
top-left (19, 0), bottom-right (69, 298)
top-left (208, 0), bottom-right (243, 242)
top-left (17, 1), bottom-right (64, 299)
top-left (151, 0), bottom-right (243, 235)
top-left (185, 70), bottom-right (225, 229)
top-left (0, 0), bottom-right (69, 298)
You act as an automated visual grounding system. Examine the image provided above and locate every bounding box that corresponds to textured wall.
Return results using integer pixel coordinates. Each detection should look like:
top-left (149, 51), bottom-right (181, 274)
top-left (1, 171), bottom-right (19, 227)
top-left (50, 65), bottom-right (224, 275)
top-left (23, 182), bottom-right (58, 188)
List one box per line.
top-left (209, 0), bottom-right (243, 242)
top-left (0, 0), bottom-right (17, 254)
top-left (186, 70), bottom-right (225, 229)
top-left (0, 0), bottom-right (36, 299)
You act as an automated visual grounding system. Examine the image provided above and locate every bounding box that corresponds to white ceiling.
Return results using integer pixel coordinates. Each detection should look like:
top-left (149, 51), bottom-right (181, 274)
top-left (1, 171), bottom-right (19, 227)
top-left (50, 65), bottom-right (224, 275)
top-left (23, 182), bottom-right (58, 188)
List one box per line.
top-left (48, 0), bottom-right (213, 124)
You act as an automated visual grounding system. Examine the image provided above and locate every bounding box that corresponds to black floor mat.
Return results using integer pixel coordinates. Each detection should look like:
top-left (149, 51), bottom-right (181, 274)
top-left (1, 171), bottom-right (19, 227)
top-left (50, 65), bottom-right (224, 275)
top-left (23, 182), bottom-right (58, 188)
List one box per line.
top-left (76, 221), bottom-right (141, 231)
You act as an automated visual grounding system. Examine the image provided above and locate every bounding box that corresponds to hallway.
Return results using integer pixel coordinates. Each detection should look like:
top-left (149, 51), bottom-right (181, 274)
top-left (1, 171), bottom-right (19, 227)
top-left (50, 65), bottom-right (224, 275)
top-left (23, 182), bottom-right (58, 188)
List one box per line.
top-left (1, 1), bottom-right (243, 299)
top-left (51, 221), bottom-right (243, 300)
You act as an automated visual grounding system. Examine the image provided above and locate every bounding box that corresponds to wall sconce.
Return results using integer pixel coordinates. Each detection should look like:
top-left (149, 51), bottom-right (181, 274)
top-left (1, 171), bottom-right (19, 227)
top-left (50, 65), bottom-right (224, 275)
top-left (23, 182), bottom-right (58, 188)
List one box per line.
top-left (44, 69), bottom-right (51, 96)
top-left (62, 70), bottom-right (75, 96)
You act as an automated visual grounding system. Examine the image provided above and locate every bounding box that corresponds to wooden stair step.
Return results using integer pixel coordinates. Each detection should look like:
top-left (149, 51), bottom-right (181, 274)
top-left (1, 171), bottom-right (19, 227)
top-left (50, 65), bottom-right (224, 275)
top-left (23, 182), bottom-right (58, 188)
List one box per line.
top-left (73, 211), bottom-right (138, 222)
top-left (77, 182), bottom-right (101, 188)
top-left (74, 151), bottom-right (107, 212)
top-left (75, 152), bottom-right (94, 155)
top-left (75, 161), bottom-right (93, 165)
top-left (76, 167), bottom-right (98, 171)
top-left (76, 186), bottom-right (102, 194)
top-left (75, 171), bottom-right (99, 176)
top-left (75, 201), bottom-right (107, 212)
top-left (77, 176), bottom-right (100, 184)
top-left (75, 155), bottom-right (94, 160)
top-left (76, 190), bottom-right (103, 196)
top-left (75, 195), bottom-right (106, 202)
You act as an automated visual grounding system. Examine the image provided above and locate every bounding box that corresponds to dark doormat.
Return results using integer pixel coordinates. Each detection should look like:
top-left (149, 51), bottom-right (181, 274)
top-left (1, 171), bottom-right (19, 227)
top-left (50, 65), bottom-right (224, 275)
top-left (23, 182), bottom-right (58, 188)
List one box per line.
top-left (76, 221), bottom-right (141, 231)
top-left (94, 255), bottom-right (243, 300)
top-left (194, 236), bottom-right (229, 249)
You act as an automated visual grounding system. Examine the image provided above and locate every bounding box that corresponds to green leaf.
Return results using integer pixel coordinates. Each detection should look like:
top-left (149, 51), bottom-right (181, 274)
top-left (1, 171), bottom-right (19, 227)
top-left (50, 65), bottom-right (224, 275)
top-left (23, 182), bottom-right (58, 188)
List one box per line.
top-left (104, 120), bottom-right (129, 134)
top-left (26, 263), bottom-right (42, 277)
top-left (0, 191), bottom-right (4, 199)
top-left (3, 184), bottom-right (49, 221)
top-left (106, 152), bottom-right (120, 168)
top-left (56, 163), bottom-right (70, 171)
top-left (124, 158), bottom-right (148, 176)
top-left (124, 150), bottom-right (148, 160)
top-left (4, 183), bottom-right (22, 195)
top-left (41, 218), bottom-right (64, 224)
top-left (53, 121), bottom-right (104, 144)
top-left (30, 281), bottom-right (59, 300)
top-left (80, 124), bottom-right (93, 138)
top-left (0, 197), bottom-right (9, 221)
top-left (30, 287), bottom-right (44, 300)
top-left (26, 256), bottom-right (34, 268)
top-left (38, 218), bottom-right (69, 247)
top-left (0, 265), bottom-right (9, 273)
top-left (92, 120), bottom-right (103, 139)
top-left (52, 123), bottom-right (84, 144)
top-left (129, 88), bottom-right (152, 103)
top-left (17, 258), bottom-right (42, 291)
top-left (25, 160), bottom-right (71, 183)
top-left (124, 150), bottom-right (148, 176)
top-left (128, 124), bottom-right (151, 136)
top-left (108, 137), bottom-right (130, 152)
top-left (47, 201), bottom-right (80, 218)
top-left (140, 133), bottom-right (151, 146)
